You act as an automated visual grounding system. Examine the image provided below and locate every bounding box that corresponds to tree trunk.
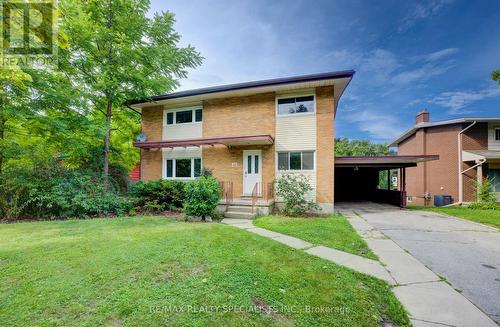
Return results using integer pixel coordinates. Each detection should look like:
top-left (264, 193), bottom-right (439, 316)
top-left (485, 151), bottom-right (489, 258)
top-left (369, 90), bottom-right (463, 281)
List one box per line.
top-left (0, 98), bottom-right (4, 174)
top-left (103, 0), bottom-right (114, 187)
top-left (103, 97), bottom-right (112, 187)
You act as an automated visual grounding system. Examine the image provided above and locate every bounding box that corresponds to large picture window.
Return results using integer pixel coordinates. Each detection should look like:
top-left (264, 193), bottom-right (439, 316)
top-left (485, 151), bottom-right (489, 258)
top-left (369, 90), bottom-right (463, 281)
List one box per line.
top-left (277, 151), bottom-right (314, 170)
top-left (277, 95), bottom-right (315, 115)
top-left (165, 158), bottom-right (201, 179)
top-left (165, 107), bottom-right (202, 125)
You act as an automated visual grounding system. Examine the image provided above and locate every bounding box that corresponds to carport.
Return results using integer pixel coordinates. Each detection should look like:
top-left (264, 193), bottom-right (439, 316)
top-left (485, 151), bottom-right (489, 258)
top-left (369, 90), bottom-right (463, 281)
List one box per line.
top-left (335, 155), bottom-right (439, 208)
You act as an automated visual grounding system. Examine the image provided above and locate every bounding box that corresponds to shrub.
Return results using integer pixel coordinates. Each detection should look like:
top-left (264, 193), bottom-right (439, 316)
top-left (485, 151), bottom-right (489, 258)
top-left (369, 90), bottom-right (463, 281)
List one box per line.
top-left (0, 156), bottom-right (130, 220)
top-left (475, 177), bottom-right (497, 202)
top-left (468, 202), bottom-right (500, 210)
top-left (275, 173), bottom-right (320, 216)
top-left (129, 179), bottom-right (186, 212)
top-left (183, 176), bottom-right (221, 221)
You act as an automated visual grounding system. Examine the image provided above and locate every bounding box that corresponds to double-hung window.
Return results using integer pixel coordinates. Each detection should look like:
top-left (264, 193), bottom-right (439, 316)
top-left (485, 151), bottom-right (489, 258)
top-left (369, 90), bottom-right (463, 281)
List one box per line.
top-left (277, 95), bottom-right (315, 115)
top-left (165, 158), bottom-right (201, 179)
top-left (277, 151), bottom-right (314, 171)
top-left (165, 107), bottom-right (202, 125)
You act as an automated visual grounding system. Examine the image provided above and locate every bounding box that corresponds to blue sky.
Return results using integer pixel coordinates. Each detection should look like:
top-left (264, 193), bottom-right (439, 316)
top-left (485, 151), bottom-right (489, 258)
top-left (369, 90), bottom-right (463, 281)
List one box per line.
top-left (149, 0), bottom-right (500, 142)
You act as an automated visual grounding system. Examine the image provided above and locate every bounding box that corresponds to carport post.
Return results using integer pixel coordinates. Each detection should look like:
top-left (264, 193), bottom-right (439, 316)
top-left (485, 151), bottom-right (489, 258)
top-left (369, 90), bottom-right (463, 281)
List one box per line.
top-left (387, 169), bottom-right (391, 190)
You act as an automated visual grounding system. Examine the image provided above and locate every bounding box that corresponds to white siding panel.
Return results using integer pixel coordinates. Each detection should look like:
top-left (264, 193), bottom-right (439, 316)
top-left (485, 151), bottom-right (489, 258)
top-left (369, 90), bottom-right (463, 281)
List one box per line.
top-left (275, 171), bottom-right (316, 201)
top-left (275, 115), bottom-right (316, 151)
top-left (488, 123), bottom-right (500, 150)
top-left (163, 123), bottom-right (202, 140)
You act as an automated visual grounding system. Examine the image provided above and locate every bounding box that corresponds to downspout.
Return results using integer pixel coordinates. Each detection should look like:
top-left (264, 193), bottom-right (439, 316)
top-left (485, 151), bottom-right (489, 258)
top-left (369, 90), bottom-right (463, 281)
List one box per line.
top-left (457, 121), bottom-right (477, 204)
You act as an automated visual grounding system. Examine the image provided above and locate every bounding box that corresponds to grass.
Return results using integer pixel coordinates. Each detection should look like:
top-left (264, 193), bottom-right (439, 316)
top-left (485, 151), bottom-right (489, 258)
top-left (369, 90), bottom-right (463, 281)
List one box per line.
top-left (0, 216), bottom-right (409, 326)
top-left (253, 215), bottom-right (377, 260)
top-left (408, 206), bottom-right (500, 229)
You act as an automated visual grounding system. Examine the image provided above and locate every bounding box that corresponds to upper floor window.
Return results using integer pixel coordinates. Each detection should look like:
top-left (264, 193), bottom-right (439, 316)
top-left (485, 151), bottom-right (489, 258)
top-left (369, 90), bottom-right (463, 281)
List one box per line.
top-left (165, 107), bottom-right (202, 125)
top-left (495, 127), bottom-right (500, 141)
top-left (277, 95), bottom-right (315, 116)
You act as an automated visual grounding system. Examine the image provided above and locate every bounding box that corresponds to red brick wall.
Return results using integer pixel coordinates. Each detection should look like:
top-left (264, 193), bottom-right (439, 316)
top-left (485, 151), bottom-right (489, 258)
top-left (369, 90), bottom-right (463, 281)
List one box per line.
top-left (140, 106), bottom-right (163, 181)
top-left (398, 125), bottom-right (460, 205)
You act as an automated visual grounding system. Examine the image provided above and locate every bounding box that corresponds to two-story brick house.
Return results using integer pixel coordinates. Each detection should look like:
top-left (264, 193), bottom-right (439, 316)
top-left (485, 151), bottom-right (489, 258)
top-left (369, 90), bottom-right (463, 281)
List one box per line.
top-left (391, 110), bottom-right (500, 205)
top-left (129, 71), bottom-right (355, 215)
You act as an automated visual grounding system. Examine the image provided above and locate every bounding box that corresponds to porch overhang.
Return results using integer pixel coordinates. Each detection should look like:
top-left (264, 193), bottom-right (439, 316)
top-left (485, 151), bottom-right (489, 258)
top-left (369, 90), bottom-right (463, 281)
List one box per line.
top-left (133, 134), bottom-right (274, 149)
top-left (462, 150), bottom-right (500, 162)
top-left (335, 155), bottom-right (439, 168)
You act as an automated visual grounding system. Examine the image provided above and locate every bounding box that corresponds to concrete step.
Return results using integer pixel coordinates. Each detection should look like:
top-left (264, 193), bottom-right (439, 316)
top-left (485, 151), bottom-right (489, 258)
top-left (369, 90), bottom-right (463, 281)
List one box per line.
top-left (224, 211), bottom-right (255, 219)
top-left (226, 205), bottom-right (253, 213)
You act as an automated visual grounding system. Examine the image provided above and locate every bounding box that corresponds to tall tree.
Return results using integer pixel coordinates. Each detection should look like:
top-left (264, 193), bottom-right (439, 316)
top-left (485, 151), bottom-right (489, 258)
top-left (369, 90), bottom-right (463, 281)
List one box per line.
top-left (59, 0), bottom-right (202, 186)
top-left (334, 138), bottom-right (395, 156)
top-left (492, 70), bottom-right (500, 84)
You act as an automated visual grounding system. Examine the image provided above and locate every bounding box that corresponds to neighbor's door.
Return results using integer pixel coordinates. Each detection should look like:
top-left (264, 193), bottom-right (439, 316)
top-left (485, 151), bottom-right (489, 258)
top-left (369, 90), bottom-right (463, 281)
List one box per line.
top-left (243, 150), bottom-right (262, 195)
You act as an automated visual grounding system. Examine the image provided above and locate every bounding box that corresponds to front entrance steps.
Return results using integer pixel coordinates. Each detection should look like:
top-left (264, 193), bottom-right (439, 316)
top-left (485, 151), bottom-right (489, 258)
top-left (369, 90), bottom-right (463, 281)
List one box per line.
top-left (221, 198), bottom-right (274, 219)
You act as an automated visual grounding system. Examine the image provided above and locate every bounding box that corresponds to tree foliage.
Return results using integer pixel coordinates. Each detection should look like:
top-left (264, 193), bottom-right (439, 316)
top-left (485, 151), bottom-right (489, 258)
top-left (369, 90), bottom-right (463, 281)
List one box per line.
top-left (58, 0), bottom-right (202, 184)
top-left (492, 70), bottom-right (500, 84)
top-left (334, 138), bottom-right (395, 156)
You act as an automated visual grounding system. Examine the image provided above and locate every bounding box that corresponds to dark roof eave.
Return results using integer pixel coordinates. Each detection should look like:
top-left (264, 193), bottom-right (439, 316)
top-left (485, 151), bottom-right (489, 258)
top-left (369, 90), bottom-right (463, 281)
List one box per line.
top-left (127, 70), bottom-right (355, 106)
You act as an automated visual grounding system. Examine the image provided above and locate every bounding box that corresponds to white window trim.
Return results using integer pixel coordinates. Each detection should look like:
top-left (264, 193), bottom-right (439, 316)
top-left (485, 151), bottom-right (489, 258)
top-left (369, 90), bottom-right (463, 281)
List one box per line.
top-left (495, 127), bottom-right (500, 141)
top-left (275, 92), bottom-right (316, 117)
top-left (163, 106), bottom-right (203, 126)
top-left (163, 157), bottom-right (202, 180)
top-left (275, 151), bottom-right (316, 172)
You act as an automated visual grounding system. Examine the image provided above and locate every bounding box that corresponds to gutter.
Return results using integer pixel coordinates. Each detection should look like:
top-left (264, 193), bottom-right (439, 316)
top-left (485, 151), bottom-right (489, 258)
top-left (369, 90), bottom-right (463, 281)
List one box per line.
top-left (457, 121), bottom-right (477, 204)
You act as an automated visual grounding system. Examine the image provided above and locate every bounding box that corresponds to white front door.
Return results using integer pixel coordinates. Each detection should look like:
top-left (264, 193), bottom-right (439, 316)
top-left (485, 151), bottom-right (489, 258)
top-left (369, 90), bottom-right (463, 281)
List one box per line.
top-left (243, 150), bottom-right (262, 195)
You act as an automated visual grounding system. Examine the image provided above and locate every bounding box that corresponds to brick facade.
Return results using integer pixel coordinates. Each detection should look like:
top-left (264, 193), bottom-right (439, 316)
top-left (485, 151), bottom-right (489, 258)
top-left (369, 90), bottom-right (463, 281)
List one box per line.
top-left (316, 86), bottom-right (335, 208)
top-left (138, 88), bottom-right (336, 210)
top-left (140, 106), bottom-right (163, 181)
top-left (202, 93), bottom-right (276, 197)
top-left (397, 121), bottom-right (491, 205)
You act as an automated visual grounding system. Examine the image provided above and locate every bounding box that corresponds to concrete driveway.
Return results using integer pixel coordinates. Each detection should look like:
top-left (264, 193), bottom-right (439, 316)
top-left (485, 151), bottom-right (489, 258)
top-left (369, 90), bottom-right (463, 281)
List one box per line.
top-left (336, 202), bottom-right (500, 324)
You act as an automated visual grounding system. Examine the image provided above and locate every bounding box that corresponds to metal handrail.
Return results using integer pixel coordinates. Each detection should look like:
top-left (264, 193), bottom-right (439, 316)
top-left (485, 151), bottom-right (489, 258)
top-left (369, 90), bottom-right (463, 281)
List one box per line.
top-left (219, 181), bottom-right (233, 212)
top-left (251, 182), bottom-right (260, 213)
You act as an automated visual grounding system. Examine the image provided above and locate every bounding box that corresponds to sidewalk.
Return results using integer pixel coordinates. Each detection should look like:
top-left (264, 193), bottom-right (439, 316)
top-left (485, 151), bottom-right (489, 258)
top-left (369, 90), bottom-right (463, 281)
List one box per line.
top-left (222, 217), bottom-right (498, 327)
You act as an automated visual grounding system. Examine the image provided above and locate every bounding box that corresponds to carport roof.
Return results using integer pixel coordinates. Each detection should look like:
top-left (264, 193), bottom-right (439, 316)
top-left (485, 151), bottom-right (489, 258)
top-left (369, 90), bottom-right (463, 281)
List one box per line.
top-left (335, 155), bottom-right (439, 168)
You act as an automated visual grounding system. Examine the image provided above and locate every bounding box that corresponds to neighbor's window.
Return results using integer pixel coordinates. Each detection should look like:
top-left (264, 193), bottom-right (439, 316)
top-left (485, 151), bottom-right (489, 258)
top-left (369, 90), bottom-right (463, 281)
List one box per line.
top-left (488, 169), bottom-right (500, 192)
top-left (495, 127), bottom-right (500, 141)
top-left (277, 151), bottom-right (314, 170)
top-left (165, 107), bottom-right (203, 125)
top-left (277, 95), bottom-right (315, 115)
top-left (165, 158), bottom-right (201, 179)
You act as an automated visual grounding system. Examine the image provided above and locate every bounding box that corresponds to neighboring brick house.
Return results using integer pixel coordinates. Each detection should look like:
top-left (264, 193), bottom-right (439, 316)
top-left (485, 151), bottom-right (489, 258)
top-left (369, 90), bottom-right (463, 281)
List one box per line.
top-left (390, 111), bottom-right (500, 206)
top-left (128, 71), bottom-right (355, 214)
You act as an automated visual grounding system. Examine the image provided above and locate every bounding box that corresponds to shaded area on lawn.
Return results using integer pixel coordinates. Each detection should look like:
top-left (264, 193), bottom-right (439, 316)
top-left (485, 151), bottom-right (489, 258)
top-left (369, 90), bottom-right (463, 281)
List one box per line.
top-left (0, 217), bottom-right (408, 326)
top-left (409, 206), bottom-right (500, 229)
top-left (253, 215), bottom-right (377, 260)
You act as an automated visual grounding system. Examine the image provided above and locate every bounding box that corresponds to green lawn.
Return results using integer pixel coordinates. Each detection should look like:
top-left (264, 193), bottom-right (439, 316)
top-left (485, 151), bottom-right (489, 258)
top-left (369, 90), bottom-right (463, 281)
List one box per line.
top-left (253, 215), bottom-right (377, 260)
top-left (409, 206), bottom-right (500, 229)
top-left (0, 217), bottom-right (409, 326)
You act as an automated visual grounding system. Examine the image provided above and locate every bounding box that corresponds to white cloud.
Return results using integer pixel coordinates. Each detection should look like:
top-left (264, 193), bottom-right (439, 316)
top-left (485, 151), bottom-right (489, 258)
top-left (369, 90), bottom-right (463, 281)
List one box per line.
top-left (398, 0), bottom-right (454, 33)
top-left (421, 48), bottom-right (459, 62)
top-left (361, 49), bottom-right (400, 81)
top-left (430, 87), bottom-right (500, 114)
top-left (345, 110), bottom-right (405, 141)
top-left (391, 61), bottom-right (454, 85)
